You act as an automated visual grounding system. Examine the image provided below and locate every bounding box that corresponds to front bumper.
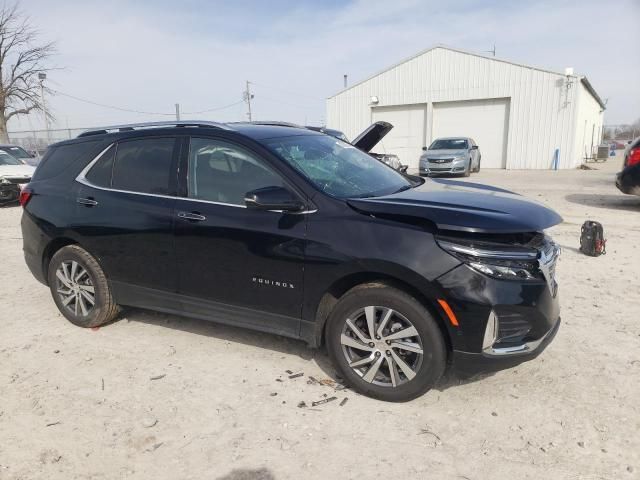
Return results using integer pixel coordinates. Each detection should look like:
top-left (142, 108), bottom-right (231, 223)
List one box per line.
top-left (436, 263), bottom-right (561, 374)
top-left (419, 160), bottom-right (467, 176)
top-left (0, 183), bottom-right (20, 205)
top-left (452, 317), bottom-right (560, 374)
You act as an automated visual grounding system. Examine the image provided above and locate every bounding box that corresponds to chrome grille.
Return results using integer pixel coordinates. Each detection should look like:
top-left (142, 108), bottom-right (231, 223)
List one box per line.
top-left (536, 237), bottom-right (559, 297)
top-left (427, 157), bottom-right (454, 164)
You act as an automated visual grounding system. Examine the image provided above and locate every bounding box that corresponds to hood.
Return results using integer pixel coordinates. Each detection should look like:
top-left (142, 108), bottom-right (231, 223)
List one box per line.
top-left (0, 164), bottom-right (36, 178)
top-left (347, 178), bottom-right (563, 233)
top-left (422, 149), bottom-right (467, 158)
top-left (351, 121), bottom-right (393, 153)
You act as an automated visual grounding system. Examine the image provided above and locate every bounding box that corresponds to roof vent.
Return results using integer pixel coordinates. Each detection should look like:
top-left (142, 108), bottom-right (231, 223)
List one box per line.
top-left (564, 67), bottom-right (574, 76)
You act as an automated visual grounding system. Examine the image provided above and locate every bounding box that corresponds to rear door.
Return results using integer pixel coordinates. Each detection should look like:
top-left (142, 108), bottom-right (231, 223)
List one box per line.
top-left (76, 135), bottom-right (180, 295)
top-left (173, 135), bottom-right (307, 337)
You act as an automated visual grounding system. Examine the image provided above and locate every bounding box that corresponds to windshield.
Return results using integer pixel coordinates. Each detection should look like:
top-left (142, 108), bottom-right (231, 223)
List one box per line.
top-left (0, 151), bottom-right (23, 166)
top-left (265, 135), bottom-right (411, 198)
top-left (429, 138), bottom-right (468, 150)
top-left (1, 146), bottom-right (32, 159)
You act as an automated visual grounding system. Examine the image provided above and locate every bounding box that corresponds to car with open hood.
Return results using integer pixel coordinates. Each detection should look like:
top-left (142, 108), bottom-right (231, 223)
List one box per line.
top-left (21, 120), bottom-right (562, 402)
top-left (307, 122), bottom-right (407, 172)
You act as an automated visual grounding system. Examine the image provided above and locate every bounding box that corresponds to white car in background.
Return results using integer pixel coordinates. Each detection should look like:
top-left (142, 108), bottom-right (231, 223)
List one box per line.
top-left (0, 150), bottom-right (36, 205)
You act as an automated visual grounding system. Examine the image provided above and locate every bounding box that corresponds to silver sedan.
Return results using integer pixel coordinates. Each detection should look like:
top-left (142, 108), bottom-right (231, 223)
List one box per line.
top-left (419, 137), bottom-right (481, 177)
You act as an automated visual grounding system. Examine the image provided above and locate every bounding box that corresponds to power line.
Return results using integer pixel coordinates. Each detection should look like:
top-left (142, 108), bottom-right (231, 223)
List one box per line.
top-left (50, 89), bottom-right (175, 116)
top-left (50, 88), bottom-right (245, 116)
top-left (183, 100), bottom-right (245, 115)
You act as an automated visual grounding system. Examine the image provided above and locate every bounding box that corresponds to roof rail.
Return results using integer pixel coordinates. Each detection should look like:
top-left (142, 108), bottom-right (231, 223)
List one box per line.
top-left (77, 120), bottom-right (232, 138)
top-left (231, 120), bottom-right (302, 128)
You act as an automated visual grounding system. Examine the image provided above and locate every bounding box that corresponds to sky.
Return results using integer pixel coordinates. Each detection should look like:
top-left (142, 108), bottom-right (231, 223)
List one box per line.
top-left (8, 0), bottom-right (640, 134)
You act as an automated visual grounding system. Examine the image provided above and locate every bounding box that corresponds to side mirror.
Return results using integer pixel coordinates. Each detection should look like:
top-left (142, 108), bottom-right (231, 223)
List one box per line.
top-left (471, 145), bottom-right (479, 150)
top-left (422, 146), bottom-right (427, 151)
top-left (244, 186), bottom-right (305, 212)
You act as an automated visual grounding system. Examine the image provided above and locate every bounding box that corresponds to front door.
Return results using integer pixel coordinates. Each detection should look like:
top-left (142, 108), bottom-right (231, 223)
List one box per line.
top-left (173, 136), bottom-right (307, 337)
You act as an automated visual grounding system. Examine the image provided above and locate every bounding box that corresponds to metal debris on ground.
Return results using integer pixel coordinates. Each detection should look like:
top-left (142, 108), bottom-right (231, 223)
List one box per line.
top-left (45, 421), bottom-right (61, 427)
top-left (418, 428), bottom-right (441, 441)
top-left (319, 378), bottom-right (335, 387)
top-left (150, 374), bottom-right (166, 381)
top-left (311, 396), bottom-right (337, 407)
top-left (288, 372), bottom-right (304, 379)
top-left (275, 378), bottom-right (283, 382)
top-left (285, 370), bottom-right (293, 374)
top-left (297, 401), bottom-right (307, 408)
top-left (307, 376), bottom-right (319, 385)
top-left (339, 398), bottom-right (348, 407)
top-left (270, 392), bottom-right (278, 397)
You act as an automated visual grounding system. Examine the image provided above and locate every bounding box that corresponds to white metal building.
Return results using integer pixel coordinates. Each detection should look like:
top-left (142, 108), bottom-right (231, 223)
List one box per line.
top-left (327, 46), bottom-right (605, 170)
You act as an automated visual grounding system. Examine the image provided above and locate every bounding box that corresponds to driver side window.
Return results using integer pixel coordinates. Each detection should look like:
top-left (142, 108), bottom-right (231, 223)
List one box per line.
top-left (188, 138), bottom-right (285, 206)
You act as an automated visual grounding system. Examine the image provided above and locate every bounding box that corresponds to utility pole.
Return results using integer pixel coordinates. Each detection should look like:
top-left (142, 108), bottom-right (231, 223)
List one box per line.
top-left (483, 45), bottom-right (496, 57)
top-left (243, 81), bottom-right (254, 121)
top-left (38, 73), bottom-right (50, 144)
top-left (175, 103), bottom-right (180, 121)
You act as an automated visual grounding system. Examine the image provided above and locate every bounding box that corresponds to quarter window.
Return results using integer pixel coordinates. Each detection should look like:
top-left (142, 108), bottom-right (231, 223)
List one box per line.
top-left (188, 138), bottom-right (284, 205)
top-left (85, 145), bottom-right (115, 187)
top-left (111, 138), bottom-right (176, 195)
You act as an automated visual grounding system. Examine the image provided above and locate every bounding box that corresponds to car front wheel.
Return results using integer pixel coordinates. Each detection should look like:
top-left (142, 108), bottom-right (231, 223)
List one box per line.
top-left (47, 245), bottom-right (120, 328)
top-left (463, 160), bottom-right (471, 177)
top-left (326, 284), bottom-right (446, 402)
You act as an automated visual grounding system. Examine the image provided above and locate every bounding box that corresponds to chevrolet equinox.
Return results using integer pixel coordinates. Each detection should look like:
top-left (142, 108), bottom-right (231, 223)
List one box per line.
top-left (21, 121), bottom-right (562, 402)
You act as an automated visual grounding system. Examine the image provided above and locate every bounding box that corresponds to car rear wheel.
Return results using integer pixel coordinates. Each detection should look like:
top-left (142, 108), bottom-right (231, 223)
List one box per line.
top-left (326, 283), bottom-right (446, 402)
top-left (47, 245), bottom-right (120, 328)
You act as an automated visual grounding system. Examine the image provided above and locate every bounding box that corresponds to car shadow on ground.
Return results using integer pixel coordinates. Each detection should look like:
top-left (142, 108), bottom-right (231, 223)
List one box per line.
top-left (127, 307), bottom-right (492, 392)
top-left (565, 193), bottom-right (640, 212)
top-left (126, 307), bottom-right (338, 378)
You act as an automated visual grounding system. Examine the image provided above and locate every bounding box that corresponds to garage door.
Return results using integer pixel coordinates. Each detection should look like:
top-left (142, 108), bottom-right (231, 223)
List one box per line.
top-left (371, 104), bottom-right (426, 169)
top-left (432, 98), bottom-right (510, 169)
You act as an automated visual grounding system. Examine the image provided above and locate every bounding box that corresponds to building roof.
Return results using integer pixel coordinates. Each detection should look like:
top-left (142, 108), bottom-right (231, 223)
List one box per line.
top-left (329, 45), bottom-right (605, 109)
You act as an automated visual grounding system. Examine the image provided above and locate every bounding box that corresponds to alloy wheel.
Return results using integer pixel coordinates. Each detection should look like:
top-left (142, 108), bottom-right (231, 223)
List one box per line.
top-left (340, 306), bottom-right (424, 387)
top-left (55, 260), bottom-right (96, 317)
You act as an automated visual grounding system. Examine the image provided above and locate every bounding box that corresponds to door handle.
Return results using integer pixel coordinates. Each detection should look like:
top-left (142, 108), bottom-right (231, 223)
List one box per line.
top-left (177, 211), bottom-right (206, 222)
top-left (77, 197), bottom-right (98, 207)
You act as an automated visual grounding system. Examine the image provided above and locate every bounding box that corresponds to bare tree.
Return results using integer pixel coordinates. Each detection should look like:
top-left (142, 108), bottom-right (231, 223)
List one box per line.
top-left (0, 2), bottom-right (55, 142)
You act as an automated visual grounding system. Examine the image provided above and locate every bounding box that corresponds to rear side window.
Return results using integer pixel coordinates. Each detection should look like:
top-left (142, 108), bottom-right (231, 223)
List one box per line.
top-left (32, 141), bottom-right (100, 181)
top-left (111, 138), bottom-right (176, 195)
top-left (85, 145), bottom-right (115, 187)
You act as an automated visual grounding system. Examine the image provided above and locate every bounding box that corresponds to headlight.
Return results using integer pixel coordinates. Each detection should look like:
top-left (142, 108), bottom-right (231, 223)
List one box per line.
top-left (453, 156), bottom-right (466, 162)
top-left (436, 236), bottom-right (542, 281)
top-left (382, 155), bottom-right (400, 169)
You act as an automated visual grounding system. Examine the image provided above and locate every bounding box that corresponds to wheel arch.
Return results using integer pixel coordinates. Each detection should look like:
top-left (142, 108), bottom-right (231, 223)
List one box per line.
top-left (310, 272), bottom-right (453, 358)
top-left (42, 237), bottom-right (79, 285)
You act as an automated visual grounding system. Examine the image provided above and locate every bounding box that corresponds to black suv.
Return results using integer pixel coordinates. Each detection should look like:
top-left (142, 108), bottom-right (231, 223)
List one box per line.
top-left (21, 121), bottom-right (562, 401)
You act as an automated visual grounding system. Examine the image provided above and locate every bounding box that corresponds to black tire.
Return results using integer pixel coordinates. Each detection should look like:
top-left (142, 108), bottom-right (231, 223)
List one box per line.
top-left (47, 245), bottom-right (120, 328)
top-left (326, 283), bottom-right (446, 402)
top-left (475, 156), bottom-right (481, 173)
top-left (463, 160), bottom-right (471, 177)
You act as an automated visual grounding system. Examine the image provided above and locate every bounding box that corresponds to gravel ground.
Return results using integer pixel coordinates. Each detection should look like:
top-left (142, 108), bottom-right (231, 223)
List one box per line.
top-left (1, 154), bottom-right (638, 480)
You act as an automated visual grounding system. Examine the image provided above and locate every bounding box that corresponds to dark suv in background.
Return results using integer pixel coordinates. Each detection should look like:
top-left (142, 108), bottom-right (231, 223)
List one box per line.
top-left (21, 121), bottom-right (562, 401)
top-left (616, 136), bottom-right (640, 196)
